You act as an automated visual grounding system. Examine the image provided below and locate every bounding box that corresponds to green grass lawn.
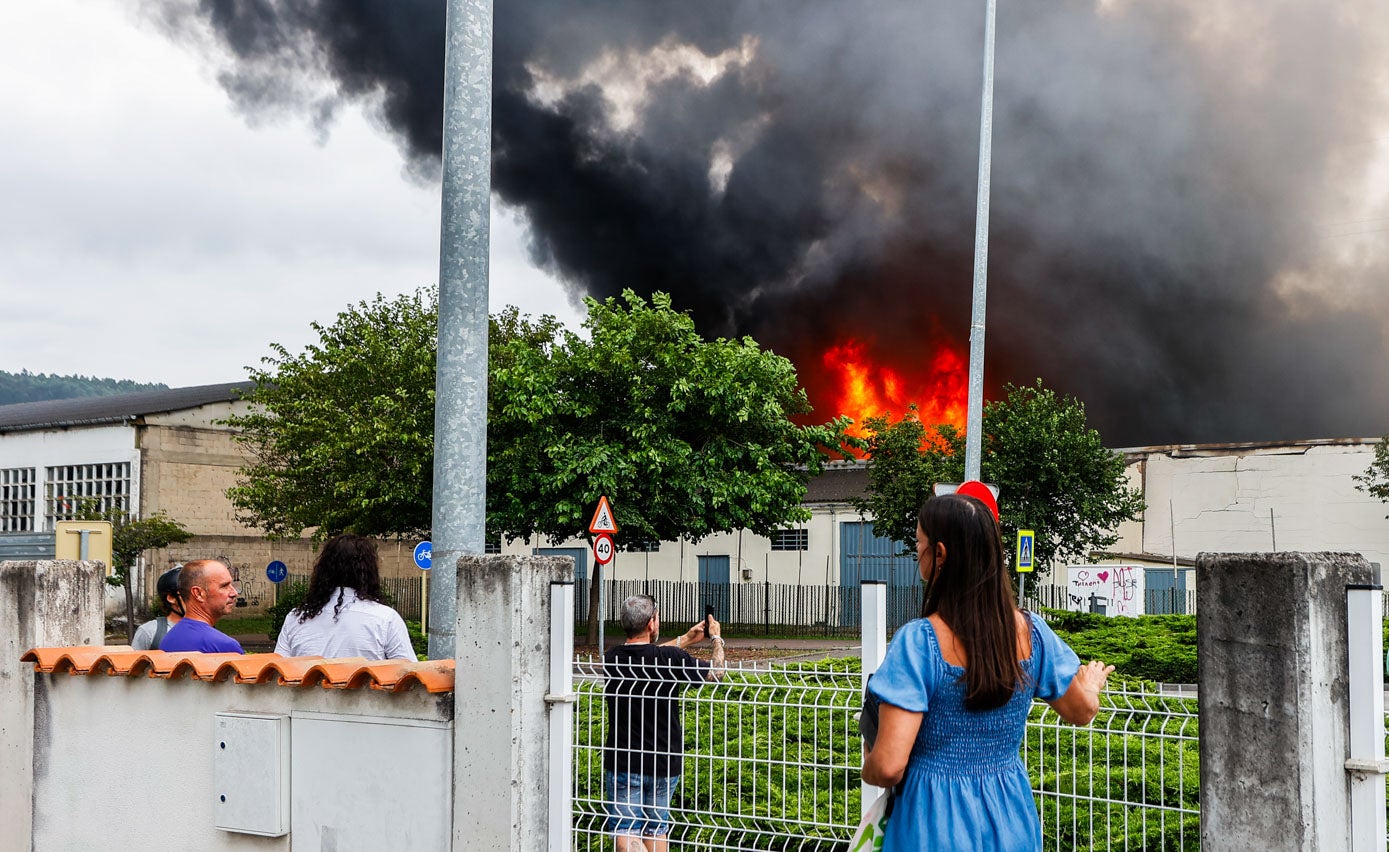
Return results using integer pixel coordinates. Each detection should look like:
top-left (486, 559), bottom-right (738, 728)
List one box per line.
top-left (218, 615), bottom-right (273, 636)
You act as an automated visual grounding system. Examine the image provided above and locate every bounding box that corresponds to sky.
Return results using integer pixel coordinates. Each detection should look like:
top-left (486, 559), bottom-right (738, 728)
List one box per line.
top-left (0, 0), bottom-right (583, 388)
top-left (2, 1), bottom-right (1387, 446)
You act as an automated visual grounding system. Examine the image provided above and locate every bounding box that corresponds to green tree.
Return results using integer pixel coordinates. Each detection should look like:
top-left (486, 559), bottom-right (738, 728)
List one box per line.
top-left (224, 288), bottom-right (852, 640)
top-left (853, 380), bottom-right (1144, 580)
top-left (1354, 434), bottom-right (1389, 517)
top-left (224, 288), bottom-right (439, 540)
top-left (75, 500), bottom-right (193, 642)
top-left (492, 291), bottom-right (852, 641)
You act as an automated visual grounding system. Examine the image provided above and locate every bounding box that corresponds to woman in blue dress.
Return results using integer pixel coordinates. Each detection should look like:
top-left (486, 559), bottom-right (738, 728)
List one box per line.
top-left (861, 493), bottom-right (1114, 850)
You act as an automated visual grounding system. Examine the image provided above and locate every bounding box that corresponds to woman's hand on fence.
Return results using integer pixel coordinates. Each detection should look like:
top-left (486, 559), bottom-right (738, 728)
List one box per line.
top-left (1074, 660), bottom-right (1115, 694)
top-left (1048, 660), bottom-right (1115, 726)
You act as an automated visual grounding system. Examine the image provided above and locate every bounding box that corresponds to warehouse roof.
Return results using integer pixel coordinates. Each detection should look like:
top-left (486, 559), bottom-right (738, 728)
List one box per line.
top-left (0, 381), bottom-right (253, 433)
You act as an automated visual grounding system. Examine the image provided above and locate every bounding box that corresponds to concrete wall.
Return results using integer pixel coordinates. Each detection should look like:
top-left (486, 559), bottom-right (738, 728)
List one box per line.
top-left (137, 417), bottom-right (253, 537)
top-left (0, 560), bottom-right (106, 847)
top-left (1197, 550), bottom-right (1375, 850)
top-left (28, 673), bottom-right (452, 850)
top-left (7, 554), bottom-right (574, 851)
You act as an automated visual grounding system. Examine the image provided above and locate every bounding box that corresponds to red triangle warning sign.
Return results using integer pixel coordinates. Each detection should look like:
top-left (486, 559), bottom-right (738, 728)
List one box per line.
top-left (588, 495), bottom-right (618, 534)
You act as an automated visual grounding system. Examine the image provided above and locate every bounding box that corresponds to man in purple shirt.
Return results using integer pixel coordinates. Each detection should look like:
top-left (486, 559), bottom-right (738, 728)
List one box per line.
top-left (160, 559), bottom-right (244, 654)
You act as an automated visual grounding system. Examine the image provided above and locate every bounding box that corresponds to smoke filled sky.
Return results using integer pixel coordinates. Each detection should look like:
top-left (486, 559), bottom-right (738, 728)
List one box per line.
top-left (4, 1), bottom-right (1388, 447)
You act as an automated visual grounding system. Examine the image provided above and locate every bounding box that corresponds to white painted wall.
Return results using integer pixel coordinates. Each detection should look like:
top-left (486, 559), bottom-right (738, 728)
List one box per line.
top-left (500, 501), bottom-right (865, 587)
top-left (28, 672), bottom-right (451, 851)
top-left (0, 424), bottom-right (140, 530)
top-left (1137, 442), bottom-right (1389, 568)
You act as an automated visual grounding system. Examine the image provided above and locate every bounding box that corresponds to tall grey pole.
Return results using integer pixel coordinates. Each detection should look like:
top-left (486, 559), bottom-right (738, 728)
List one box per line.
top-left (964, 0), bottom-right (997, 483)
top-left (430, 0), bottom-right (493, 660)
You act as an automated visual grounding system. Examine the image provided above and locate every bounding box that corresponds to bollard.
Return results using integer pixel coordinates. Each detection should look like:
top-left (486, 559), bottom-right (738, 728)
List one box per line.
top-left (860, 580), bottom-right (888, 819)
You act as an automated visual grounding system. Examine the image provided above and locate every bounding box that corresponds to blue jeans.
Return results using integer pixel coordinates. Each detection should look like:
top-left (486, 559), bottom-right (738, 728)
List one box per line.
top-left (605, 771), bottom-right (679, 837)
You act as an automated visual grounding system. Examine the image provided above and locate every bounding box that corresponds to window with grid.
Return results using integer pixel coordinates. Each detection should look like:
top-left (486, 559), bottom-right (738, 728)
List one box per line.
top-left (1, 467), bottom-right (37, 532)
top-left (771, 528), bottom-right (808, 551)
top-left (484, 539), bottom-right (502, 554)
top-left (44, 462), bottom-right (131, 528)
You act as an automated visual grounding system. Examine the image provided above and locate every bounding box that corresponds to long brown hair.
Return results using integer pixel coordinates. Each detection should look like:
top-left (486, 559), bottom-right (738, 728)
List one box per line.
top-left (918, 493), bottom-right (1023, 711)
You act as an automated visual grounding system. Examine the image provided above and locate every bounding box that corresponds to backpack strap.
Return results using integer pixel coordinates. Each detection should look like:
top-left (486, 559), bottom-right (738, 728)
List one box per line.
top-left (151, 617), bottom-right (169, 651)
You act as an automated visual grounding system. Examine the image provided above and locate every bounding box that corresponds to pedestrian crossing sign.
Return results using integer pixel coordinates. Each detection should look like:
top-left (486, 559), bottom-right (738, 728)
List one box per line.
top-left (1016, 530), bottom-right (1035, 573)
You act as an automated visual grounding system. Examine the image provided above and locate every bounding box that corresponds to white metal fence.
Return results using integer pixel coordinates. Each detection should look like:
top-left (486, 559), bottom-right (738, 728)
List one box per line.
top-left (572, 656), bottom-right (1200, 850)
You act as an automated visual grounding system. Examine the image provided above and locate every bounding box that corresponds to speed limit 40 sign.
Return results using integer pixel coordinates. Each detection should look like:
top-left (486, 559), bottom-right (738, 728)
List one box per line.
top-left (592, 532), bottom-right (615, 565)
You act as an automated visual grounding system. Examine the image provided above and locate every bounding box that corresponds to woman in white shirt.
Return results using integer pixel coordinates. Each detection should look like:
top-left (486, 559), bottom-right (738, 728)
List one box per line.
top-left (274, 534), bottom-right (415, 660)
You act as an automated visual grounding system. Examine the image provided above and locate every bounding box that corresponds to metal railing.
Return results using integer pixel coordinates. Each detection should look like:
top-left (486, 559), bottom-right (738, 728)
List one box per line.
top-left (1030, 687), bottom-right (1200, 851)
top-left (571, 656), bottom-right (1201, 850)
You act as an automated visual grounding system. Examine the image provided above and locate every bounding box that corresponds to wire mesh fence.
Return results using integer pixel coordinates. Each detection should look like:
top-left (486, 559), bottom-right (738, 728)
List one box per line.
top-left (573, 656), bottom-right (861, 851)
top-left (1029, 686), bottom-right (1200, 851)
top-left (573, 656), bottom-right (1202, 850)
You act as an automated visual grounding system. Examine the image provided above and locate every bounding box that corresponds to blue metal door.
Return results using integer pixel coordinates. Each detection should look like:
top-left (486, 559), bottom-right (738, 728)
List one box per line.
top-left (839, 521), bottom-right (921, 626)
top-left (535, 547), bottom-right (590, 622)
top-left (1144, 567), bottom-right (1187, 614)
top-left (698, 555), bottom-right (731, 622)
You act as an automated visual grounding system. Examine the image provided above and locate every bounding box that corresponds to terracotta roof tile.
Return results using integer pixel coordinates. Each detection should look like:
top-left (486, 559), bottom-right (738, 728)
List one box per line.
top-left (257, 656), bottom-right (325, 686)
top-left (19, 647), bottom-right (455, 693)
top-left (170, 653), bottom-right (246, 681)
top-left (386, 660), bottom-right (456, 694)
top-left (89, 650), bottom-right (150, 676)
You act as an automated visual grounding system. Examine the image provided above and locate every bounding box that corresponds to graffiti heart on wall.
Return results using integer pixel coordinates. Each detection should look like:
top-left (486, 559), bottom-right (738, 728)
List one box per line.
top-left (1066, 565), bottom-right (1145, 618)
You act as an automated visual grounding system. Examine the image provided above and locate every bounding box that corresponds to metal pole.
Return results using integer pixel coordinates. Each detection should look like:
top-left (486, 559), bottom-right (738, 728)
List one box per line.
top-left (430, 0), bottom-right (493, 660)
top-left (963, 0), bottom-right (998, 483)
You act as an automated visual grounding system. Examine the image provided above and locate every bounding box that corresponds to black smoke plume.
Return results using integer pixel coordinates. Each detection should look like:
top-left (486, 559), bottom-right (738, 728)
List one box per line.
top-left (148, 0), bottom-right (1389, 446)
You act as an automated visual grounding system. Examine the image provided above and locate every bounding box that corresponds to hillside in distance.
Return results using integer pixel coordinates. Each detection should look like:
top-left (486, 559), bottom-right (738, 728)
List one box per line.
top-left (0, 369), bottom-right (168, 407)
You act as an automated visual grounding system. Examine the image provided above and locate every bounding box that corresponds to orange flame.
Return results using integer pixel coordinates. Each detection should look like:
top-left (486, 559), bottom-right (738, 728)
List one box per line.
top-left (822, 338), bottom-right (968, 446)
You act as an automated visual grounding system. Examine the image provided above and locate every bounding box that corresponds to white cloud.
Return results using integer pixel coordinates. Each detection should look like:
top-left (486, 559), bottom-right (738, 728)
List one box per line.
top-left (0, 0), bottom-right (581, 387)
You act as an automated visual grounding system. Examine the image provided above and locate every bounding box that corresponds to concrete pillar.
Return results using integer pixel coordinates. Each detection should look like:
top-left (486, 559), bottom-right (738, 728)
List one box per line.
top-left (0, 560), bottom-right (106, 843)
top-left (452, 554), bottom-right (574, 849)
top-left (1197, 551), bottom-right (1375, 850)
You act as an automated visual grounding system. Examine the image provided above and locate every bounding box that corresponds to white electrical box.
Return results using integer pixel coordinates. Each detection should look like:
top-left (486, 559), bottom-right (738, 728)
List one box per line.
top-left (213, 712), bottom-right (290, 836)
top-left (291, 711), bottom-right (452, 850)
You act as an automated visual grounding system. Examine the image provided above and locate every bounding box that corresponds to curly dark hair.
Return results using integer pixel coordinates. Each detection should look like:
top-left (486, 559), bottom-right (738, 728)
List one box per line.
top-left (294, 534), bottom-right (386, 623)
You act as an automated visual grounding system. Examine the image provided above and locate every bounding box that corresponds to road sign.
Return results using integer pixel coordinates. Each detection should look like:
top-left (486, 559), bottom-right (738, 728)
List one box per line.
top-left (1016, 530), bottom-right (1035, 573)
top-left (54, 520), bottom-right (114, 574)
top-left (413, 541), bottom-right (433, 571)
top-left (589, 495), bottom-right (618, 534)
top-left (266, 560), bottom-right (288, 583)
top-left (592, 532), bottom-right (615, 565)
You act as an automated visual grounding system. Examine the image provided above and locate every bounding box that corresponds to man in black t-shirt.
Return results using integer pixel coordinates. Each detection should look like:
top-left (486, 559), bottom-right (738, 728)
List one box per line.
top-left (603, 594), bottom-right (725, 851)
